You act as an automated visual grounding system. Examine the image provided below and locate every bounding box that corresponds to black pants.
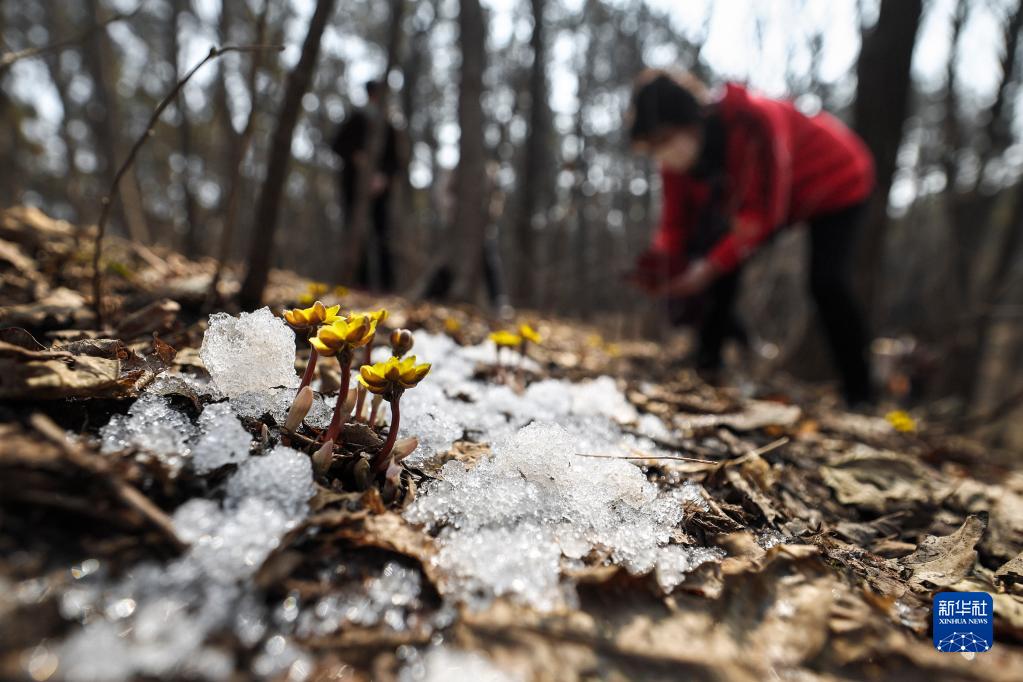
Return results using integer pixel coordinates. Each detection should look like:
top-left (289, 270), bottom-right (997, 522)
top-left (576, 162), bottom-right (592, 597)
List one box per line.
top-left (342, 181), bottom-right (395, 292)
top-left (697, 202), bottom-right (873, 405)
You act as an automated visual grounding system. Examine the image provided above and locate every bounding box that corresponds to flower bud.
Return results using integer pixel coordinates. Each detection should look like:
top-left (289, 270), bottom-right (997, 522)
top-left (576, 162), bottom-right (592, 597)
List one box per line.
top-left (284, 386), bottom-right (314, 433)
top-left (352, 457), bottom-right (372, 490)
top-left (390, 436), bottom-right (419, 463)
top-left (312, 439), bottom-right (334, 477)
top-left (389, 328), bottom-right (414, 358)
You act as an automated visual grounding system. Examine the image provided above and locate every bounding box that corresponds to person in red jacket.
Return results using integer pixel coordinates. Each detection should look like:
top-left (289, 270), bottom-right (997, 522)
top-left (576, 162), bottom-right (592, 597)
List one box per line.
top-left (627, 70), bottom-right (875, 405)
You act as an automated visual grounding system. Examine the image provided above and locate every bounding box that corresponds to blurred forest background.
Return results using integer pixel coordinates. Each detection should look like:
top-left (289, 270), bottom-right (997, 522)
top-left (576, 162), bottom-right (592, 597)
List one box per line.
top-left (3, 0), bottom-right (1023, 445)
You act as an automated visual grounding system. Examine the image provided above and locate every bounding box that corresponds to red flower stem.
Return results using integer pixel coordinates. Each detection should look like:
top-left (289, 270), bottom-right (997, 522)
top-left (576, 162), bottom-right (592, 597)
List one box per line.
top-left (299, 349), bottom-right (318, 390)
top-left (363, 339), bottom-right (373, 367)
top-left (368, 402), bottom-right (379, 427)
top-left (323, 359), bottom-right (351, 443)
top-left (373, 398), bottom-right (399, 473)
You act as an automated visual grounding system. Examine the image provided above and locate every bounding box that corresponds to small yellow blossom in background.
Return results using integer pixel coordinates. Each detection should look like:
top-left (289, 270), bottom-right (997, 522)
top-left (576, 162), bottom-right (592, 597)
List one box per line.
top-left (443, 317), bottom-right (462, 334)
top-left (298, 281), bottom-right (331, 306)
top-left (489, 330), bottom-right (522, 348)
top-left (283, 301), bottom-right (341, 329)
top-left (519, 324), bottom-right (541, 344)
top-left (310, 312), bottom-right (378, 356)
top-left (885, 410), bottom-right (916, 433)
top-left (359, 355), bottom-right (431, 396)
top-left (586, 333), bottom-right (604, 348)
top-left (605, 342), bottom-right (622, 357)
top-left (333, 285), bottom-right (349, 298)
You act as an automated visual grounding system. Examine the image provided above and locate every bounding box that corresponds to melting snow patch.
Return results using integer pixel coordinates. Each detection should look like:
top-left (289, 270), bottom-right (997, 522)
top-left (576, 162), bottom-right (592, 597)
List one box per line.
top-left (200, 307), bottom-right (298, 398)
top-left (405, 422), bottom-right (721, 610)
top-left (191, 402), bottom-right (252, 473)
top-left (291, 561), bottom-right (428, 637)
top-left (58, 433), bottom-right (314, 681)
top-left (230, 387), bottom-right (334, 430)
top-left (100, 394), bottom-right (196, 471)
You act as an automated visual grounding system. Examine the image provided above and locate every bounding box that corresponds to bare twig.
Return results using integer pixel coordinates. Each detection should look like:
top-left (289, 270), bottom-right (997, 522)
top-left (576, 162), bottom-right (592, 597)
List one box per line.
top-left (0, 7), bottom-right (140, 76)
top-left (90, 43), bottom-right (283, 327)
top-left (719, 437), bottom-right (790, 469)
top-left (574, 452), bottom-right (717, 464)
top-left (28, 413), bottom-right (187, 551)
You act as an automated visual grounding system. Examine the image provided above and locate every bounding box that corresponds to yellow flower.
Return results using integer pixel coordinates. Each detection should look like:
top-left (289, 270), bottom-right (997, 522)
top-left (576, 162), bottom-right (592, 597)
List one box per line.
top-left (885, 410), bottom-right (916, 433)
top-left (444, 317), bottom-right (462, 333)
top-left (519, 324), bottom-right (541, 344)
top-left (309, 312), bottom-right (378, 356)
top-left (358, 355), bottom-right (431, 396)
top-left (283, 301), bottom-right (341, 329)
top-left (489, 330), bottom-right (522, 348)
top-left (333, 285), bottom-right (349, 298)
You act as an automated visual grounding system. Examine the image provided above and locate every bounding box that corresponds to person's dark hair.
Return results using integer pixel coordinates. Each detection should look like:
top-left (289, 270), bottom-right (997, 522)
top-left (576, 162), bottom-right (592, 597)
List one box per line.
top-left (628, 70), bottom-right (708, 148)
top-left (365, 79), bottom-right (383, 98)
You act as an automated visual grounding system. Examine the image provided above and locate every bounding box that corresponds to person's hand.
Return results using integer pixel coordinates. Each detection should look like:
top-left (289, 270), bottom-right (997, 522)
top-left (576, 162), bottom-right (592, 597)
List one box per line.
top-left (651, 258), bottom-right (718, 298)
top-left (625, 249), bottom-right (675, 293)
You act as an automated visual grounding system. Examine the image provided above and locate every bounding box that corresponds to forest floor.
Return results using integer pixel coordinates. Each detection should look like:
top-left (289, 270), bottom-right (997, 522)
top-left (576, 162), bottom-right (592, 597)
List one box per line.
top-left (1, 205), bottom-right (1023, 682)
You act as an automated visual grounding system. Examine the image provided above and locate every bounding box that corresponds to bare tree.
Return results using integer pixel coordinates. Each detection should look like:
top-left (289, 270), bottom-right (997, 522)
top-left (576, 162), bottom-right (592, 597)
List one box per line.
top-left (513, 0), bottom-right (551, 308)
top-left (170, 0), bottom-right (201, 257)
top-left (852, 0), bottom-right (924, 311)
top-left (208, 0), bottom-right (269, 303)
top-left (450, 0), bottom-right (489, 302)
top-left (82, 0), bottom-right (151, 244)
top-left (239, 0), bottom-right (337, 310)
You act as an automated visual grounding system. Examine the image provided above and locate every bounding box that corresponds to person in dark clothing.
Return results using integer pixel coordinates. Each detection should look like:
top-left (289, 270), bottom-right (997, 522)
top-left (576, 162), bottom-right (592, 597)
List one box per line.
top-left (331, 80), bottom-right (402, 291)
top-left (626, 69), bottom-right (876, 406)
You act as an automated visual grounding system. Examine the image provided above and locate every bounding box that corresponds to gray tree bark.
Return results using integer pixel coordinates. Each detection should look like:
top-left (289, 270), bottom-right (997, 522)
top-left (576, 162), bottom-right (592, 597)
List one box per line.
top-left (513, 0), bottom-right (550, 308)
top-left (852, 0), bottom-right (924, 312)
top-left (450, 0), bottom-right (489, 302)
top-left (239, 0), bottom-right (337, 309)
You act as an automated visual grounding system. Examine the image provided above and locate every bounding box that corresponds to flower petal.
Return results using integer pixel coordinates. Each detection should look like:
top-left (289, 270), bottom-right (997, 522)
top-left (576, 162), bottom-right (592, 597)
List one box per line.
top-left (310, 337), bottom-right (334, 355)
top-left (312, 301), bottom-right (326, 322)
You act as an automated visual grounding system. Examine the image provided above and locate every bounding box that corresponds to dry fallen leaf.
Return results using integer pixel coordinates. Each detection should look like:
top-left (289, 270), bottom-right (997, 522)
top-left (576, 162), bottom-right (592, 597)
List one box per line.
top-left (896, 515), bottom-right (986, 591)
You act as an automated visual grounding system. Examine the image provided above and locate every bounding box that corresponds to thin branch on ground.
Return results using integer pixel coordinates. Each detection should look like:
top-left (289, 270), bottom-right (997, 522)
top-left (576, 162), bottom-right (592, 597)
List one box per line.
top-left (574, 452), bottom-right (718, 464)
top-left (28, 413), bottom-right (187, 551)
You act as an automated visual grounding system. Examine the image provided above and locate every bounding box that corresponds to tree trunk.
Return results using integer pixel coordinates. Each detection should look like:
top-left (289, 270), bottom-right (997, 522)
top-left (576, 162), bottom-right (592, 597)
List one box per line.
top-left (238, 0), bottom-right (337, 310)
top-left (208, 0), bottom-right (269, 303)
top-left (978, 0), bottom-right (1023, 174)
top-left (82, 0), bottom-right (151, 244)
top-left (171, 0), bottom-right (201, 257)
top-left (572, 1), bottom-right (598, 319)
top-left (513, 0), bottom-right (549, 308)
top-left (852, 0), bottom-right (923, 313)
top-left (450, 0), bottom-right (488, 302)
top-left (41, 7), bottom-right (84, 221)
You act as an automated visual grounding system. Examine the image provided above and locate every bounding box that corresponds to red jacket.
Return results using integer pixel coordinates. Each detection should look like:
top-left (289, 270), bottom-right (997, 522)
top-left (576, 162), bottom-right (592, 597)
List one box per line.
top-left (652, 83), bottom-right (874, 273)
